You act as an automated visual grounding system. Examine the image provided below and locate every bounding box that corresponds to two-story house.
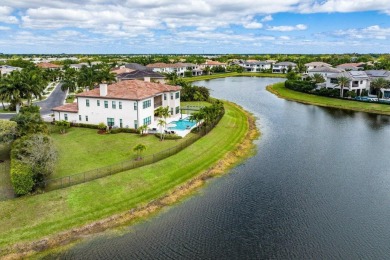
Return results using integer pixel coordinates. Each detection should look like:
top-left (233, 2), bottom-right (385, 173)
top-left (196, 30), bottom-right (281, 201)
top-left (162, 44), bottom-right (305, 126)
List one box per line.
top-left (52, 79), bottom-right (181, 129)
top-left (325, 71), bottom-right (369, 96)
top-left (272, 62), bottom-right (297, 73)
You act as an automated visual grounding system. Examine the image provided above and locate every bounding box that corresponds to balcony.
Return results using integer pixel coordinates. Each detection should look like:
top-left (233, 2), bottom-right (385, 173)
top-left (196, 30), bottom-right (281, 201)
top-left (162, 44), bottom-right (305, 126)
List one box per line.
top-left (154, 101), bottom-right (162, 108)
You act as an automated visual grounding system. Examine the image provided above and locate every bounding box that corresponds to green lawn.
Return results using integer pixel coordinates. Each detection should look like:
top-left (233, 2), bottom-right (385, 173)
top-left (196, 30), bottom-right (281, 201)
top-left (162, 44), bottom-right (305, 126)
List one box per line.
top-left (183, 72), bottom-right (286, 83)
top-left (0, 101), bottom-right (251, 251)
top-left (0, 144), bottom-right (12, 200)
top-left (268, 82), bottom-right (390, 115)
top-left (50, 127), bottom-right (196, 178)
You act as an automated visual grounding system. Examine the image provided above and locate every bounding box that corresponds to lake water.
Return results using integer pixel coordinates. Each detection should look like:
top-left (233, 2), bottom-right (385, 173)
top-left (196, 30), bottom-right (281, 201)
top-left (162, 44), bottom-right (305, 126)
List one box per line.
top-left (58, 77), bottom-right (390, 259)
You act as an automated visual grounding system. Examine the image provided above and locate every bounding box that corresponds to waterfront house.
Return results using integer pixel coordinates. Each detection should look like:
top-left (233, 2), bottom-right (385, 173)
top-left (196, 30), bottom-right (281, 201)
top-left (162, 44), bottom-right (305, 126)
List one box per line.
top-left (52, 79), bottom-right (181, 129)
top-left (146, 63), bottom-right (187, 76)
top-left (325, 71), bottom-right (369, 96)
top-left (272, 62), bottom-right (297, 73)
top-left (239, 60), bottom-right (272, 72)
top-left (199, 60), bottom-right (227, 70)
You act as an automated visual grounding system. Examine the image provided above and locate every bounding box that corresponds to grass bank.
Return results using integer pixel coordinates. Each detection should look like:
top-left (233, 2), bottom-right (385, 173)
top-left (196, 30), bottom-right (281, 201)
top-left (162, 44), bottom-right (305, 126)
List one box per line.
top-left (267, 82), bottom-right (390, 115)
top-left (0, 101), bottom-right (258, 258)
top-left (51, 127), bottom-right (196, 178)
top-left (184, 72), bottom-right (286, 83)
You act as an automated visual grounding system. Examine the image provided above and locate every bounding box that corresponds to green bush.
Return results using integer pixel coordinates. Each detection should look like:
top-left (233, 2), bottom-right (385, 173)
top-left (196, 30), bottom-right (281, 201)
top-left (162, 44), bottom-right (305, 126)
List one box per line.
top-left (109, 128), bottom-right (139, 134)
top-left (70, 122), bottom-right (100, 129)
top-left (154, 133), bottom-right (182, 139)
top-left (10, 160), bottom-right (34, 195)
top-left (285, 80), bottom-right (316, 93)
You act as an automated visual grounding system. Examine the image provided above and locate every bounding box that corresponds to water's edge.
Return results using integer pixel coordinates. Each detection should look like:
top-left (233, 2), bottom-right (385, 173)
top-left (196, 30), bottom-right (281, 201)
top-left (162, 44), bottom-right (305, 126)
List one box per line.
top-left (2, 102), bottom-right (259, 259)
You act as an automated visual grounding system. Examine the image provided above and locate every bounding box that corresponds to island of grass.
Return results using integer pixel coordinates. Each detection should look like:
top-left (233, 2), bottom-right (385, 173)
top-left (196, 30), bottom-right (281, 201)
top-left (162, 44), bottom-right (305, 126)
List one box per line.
top-left (0, 101), bottom-right (258, 258)
top-left (183, 71), bottom-right (286, 83)
top-left (267, 82), bottom-right (390, 115)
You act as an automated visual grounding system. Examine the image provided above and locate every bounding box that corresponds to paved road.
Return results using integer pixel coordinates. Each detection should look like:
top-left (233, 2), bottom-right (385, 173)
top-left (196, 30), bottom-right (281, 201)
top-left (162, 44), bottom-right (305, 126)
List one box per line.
top-left (0, 82), bottom-right (67, 120)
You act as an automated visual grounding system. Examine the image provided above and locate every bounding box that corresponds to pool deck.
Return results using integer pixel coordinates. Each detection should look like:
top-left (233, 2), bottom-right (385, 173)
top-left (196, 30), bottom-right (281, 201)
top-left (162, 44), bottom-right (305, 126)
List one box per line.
top-left (148, 114), bottom-right (196, 137)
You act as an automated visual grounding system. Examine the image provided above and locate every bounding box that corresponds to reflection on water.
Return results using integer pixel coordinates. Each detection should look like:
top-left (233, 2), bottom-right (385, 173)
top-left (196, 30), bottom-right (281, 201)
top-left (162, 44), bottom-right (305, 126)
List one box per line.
top-left (58, 77), bottom-right (390, 259)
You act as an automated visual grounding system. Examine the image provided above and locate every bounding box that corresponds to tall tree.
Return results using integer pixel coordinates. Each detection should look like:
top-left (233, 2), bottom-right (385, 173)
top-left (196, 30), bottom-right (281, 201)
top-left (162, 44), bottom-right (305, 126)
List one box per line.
top-left (336, 76), bottom-right (351, 98)
top-left (370, 78), bottom-right (390, 100)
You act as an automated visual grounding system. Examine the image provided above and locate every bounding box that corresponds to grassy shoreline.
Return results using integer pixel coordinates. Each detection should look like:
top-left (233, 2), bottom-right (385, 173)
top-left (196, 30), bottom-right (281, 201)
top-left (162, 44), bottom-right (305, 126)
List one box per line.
top-left (0, 101), bottom-right (258, 258)
top-left (267, 82), bottom-right (390, 115)
top-left (183, 72), bottom-right (286, 83)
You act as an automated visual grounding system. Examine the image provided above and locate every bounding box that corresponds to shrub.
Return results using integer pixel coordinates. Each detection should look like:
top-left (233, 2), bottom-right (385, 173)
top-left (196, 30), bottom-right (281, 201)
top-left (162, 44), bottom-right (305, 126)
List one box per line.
top-left (70, 122), bottom-right (100, 129)
top-left (285, 80), bottom-right (316, 93)
top-left (346, 91), bottom-right (357, 98)
top-left (97, 122), bottom-right (107, 131)
top-left (109, 128), bottom-right (139, 134)
top-left (55, 120), bottom-right (70, 134)
top-left (154, 133), bottom-right (182, 140)
top-left (10, 160), bottom-right (34, 195)
top-left (361, 89), bottom-right (368, 96)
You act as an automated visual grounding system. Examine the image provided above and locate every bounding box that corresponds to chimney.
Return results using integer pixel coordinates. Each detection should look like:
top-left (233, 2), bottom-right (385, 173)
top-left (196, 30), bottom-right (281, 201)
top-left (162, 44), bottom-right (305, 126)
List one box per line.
top-left (144, 77), bottom-right (151, 82)
top-left (100, 83), bottom-right (107, 96)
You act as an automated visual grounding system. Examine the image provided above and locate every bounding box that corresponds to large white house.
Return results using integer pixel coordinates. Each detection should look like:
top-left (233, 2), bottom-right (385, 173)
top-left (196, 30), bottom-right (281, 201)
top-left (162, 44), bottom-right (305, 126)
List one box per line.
top-left (272, 62), bottom-right (297, 73)
top-left (239, 61), bottom-right (272, 72)
top-left (52, 80), bottom-right (181, 129)
top-left (307, 66), bottom-right (344, 78)
top-left (325, 71), bottom-right (370, 96)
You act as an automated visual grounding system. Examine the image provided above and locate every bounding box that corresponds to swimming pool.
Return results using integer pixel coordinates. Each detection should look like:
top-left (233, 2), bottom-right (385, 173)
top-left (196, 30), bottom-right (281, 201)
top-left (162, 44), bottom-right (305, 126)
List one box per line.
top-left (168, 117), bottom-right (197, 131)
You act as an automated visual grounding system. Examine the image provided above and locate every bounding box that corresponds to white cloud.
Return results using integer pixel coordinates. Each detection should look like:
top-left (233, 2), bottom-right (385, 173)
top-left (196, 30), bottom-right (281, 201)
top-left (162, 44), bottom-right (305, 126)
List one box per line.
top-left (332, 25), bottom-right (390, 40)
top-left (297, 0), bottom-right (390, 14)
top-left (279, 36), bottom-right (290, 40)
top-left (0, 6), bottom-right (18, 23)
top-left (0, 26), bottom-right (10, 30)
top-left (267, 24), bottom-right (307, 31)
top-left (261, 15), bottom-right (273, 22)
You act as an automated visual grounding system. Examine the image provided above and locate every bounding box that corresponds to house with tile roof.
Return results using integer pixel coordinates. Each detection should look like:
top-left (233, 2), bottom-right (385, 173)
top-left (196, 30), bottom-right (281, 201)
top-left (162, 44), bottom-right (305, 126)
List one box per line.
top-left (199, 60), bottom-right (227, 70)
top-left (146, 63), bottom-right (187, 76)
top-left (307, 66), bottom-right (344, 78)
top-left (117, 70), bottom-right (165, 83)
top-left (36, 62), bottom-right (62, 69)
top-left (238, 60), bottom-right (272, 72)
top-left (304, 62), bottom-right (332, 73)
top-left (325, 71), bottom-right (370, 96)
top-left (52, 80), bottom-right (181, 129)
top-left (272, 62), bottom-right (297, 73)
top-left (336, 63), bottom-right (365, 71)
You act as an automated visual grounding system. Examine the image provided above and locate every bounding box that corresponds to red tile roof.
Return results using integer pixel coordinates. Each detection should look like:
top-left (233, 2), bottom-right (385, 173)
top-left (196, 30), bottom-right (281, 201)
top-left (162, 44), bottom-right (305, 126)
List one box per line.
top-left (52, 103), bottom-right (78, 113)
top-left (76, 80), bottom-right (180, 101)
top-left (37, 62), bottom-right (62, 69)
top-left (204, 60), bottom-right (226, 65)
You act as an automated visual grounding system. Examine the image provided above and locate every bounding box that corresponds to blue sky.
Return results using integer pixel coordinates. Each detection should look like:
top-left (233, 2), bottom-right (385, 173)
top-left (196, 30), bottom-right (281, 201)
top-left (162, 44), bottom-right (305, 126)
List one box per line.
top-left (1, 1), bottom-right (390, 54)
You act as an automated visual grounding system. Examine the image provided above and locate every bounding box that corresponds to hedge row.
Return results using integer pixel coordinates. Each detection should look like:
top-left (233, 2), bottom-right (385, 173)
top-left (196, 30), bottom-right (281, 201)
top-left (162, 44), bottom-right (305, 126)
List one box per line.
top-left (10, 159), bottom-right (34, 195)
top-left (109, 128), bottom-right (140, 134)
top-left (154, 133), bottom-right (182, 139)
top-left (285, 80), bottom-right (316, 93)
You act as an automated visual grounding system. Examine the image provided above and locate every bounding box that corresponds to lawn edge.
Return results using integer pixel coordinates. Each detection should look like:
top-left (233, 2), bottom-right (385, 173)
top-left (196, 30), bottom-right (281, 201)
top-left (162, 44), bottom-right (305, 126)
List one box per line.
top-left (2, 101), bottom-right (259, 259)
top-left (267, 82), bottom-right (390, 116)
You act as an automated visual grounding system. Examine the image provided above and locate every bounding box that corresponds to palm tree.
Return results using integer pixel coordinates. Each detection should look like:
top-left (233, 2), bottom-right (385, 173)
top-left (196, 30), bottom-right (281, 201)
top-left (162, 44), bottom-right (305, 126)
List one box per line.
top-left (133, 144), bottom-right (146, 160)
top-left (189, 111), bottom-right (204, 132)
top-left (370, 78), bottom-right (390, 101)
top-left (138, 124), bottom-right (148, 135)
top-left (336, 76), bottom-right (350, 98)
top-left (157, 119), bottom-right (167, 141)
top-left (312, 73), bottom-right (325, 83)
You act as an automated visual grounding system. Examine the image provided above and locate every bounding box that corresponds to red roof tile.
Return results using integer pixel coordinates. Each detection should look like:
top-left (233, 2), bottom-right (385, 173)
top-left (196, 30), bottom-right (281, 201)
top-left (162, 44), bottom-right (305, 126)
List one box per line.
top-left (37, 62), bottom-right (62, 69)
top-left (76, 80), bottom-right (180, 101)
top-left (52, 103), bottom-right (78, 113)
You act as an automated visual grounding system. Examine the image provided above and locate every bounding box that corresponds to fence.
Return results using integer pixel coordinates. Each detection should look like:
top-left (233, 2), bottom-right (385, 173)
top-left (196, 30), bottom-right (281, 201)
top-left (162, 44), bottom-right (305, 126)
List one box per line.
top-left (40, 113), bottom-right (223, 192)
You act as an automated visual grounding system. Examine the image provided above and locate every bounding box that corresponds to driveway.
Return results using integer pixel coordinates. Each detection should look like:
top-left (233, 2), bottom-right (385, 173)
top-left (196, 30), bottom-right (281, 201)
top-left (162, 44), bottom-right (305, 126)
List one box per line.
top-left (0, 82), bottom-right (67, 120)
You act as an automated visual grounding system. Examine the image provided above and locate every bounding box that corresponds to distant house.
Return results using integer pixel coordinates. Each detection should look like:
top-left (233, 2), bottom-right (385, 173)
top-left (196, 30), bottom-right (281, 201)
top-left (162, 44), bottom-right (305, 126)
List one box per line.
top-left (307, 66), bottom-right (344, 78)
top-left (37, 62), bottom-right (62, 70)
top-left (117, 70), bottom-right (165, 83)
top-left (272, 62), bottom-right (297, 73)
top-left (199, 60), bottom-right (227, 70)
top-left (239, 60), bottom-right (272, 72)
top-left (52, 79), bottom-right (181, 129)
top-left (336, 63), bottom-right (365, 71)
top-left (325, 71), bottom-right (369, 96)
top-left (0, 65), bottom-right (22, 75)
top-left (304, 62), bottom-right (332, 73)
top-left (146, 63), bottom-right (187, 76)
